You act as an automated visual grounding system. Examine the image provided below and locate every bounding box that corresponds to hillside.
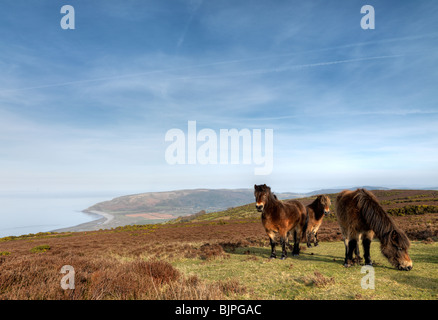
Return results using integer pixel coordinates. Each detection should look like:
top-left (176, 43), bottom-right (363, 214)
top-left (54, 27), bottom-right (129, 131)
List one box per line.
top-left (81, 186), bottom-right (392, 230)
top-left (81, 188), bottom-right (306, 229)
top-left (169, 189), bottom-right (438, 224)
top-left (0, 189), bottom-right (437, 300)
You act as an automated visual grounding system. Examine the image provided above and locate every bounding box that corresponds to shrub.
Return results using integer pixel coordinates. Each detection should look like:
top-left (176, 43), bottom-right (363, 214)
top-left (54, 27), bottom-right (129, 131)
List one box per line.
top-left (30, 245), bottom-right (50, 253)
top-left (199, 243), bottom-right (225, 260)
top-left (388, 205), bottom-right (438, 216)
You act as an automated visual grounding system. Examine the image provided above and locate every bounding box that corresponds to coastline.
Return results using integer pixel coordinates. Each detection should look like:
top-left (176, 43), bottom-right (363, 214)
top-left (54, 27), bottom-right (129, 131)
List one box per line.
top-left (51, 210), bottom-right (115, 233)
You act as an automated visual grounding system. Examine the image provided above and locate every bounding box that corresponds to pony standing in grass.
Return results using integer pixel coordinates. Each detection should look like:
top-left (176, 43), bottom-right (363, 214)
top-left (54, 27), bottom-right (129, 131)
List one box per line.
top-left (336, 188), bottom-right (412, 271)
top-left (254, 184), bottom-right (307, 259)
top-left (305, 195), bottom-right (331, 248)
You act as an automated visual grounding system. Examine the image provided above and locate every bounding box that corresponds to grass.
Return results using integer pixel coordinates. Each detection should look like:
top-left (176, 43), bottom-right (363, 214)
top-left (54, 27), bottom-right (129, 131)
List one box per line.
top-left (173, 241), bottom-right (438, 300)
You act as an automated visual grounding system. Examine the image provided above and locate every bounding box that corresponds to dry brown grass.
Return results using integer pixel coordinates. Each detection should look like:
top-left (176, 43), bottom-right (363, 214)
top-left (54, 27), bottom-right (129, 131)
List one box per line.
top-left (0, 252), bottom-right (240, 300)
top-left (300, 270), bottom-right (335, 288)
top-left (0, 223), bottom-right (254, 300)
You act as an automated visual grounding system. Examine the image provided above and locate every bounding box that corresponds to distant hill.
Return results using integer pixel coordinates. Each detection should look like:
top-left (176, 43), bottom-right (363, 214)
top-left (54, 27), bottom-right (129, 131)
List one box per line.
top-left (85, 188), bottom-right (301, 217)
top-left (303, 186), bottom-right (390, 196)
top-left (82, 186), bottom-right (390, 229)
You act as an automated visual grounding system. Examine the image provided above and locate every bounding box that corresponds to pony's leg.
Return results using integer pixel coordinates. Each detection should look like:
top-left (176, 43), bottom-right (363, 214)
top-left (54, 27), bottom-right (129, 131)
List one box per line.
top-left (362, 232), bottom-right (373, 265)
top-left (343, 237), bottom-right (350, 267)
top-left (292, 230), bottom-right (300, 256)
top-left (313, 224), bottom-right (321, 247)
top-left (354, 235), bottom-right (363, 264)
top-left (354, 245), bottom-right (362, 264)
top-left (280, 234), bottom-right (288, 260)
top-left (345, 238), bottom-right (358, 267)
top-left (275, 228), bottom-right (288, 259)
top-left (286, 231), bottom-right (294, 251)
top-left (306, 231), bottom-right (312, 248)
top-left (267, 231), bottom-right (276, 259)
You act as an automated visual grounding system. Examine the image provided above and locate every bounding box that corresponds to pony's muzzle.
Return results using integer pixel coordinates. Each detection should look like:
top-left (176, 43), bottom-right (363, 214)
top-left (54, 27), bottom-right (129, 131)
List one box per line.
top-left (324, 209), bottom-right (330, 216)
top-left (398, 265), bottom-right (413, 271)
top-left (398, 256), bottom-right (413, 271)
top-left (256, 204), bottom-right (264, 212)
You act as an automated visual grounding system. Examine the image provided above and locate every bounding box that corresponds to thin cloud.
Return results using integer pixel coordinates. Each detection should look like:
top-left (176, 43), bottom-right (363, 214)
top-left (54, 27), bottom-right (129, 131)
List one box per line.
top-left (0, 53), bottom-right (406, 93)
top-left (176, 0), bottom-right (204, 49)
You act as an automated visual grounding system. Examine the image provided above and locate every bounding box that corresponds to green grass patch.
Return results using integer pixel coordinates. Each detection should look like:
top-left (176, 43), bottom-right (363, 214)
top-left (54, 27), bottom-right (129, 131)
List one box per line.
top-left (388, 205), bottom-right (438, 216)
top-left (172, 241), bottom-right (438, 300)
top-left (0, 231), bottom-right (73, 242)
top-left (30, 245), bottom-right (51, 254)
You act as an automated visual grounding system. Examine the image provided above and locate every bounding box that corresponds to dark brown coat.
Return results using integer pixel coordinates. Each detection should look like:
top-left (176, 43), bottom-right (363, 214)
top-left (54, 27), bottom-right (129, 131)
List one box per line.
top-left (336, 188), bottom-right (412, 270)
top-left (305, 195), bottom-right (331, 247)
top-left (254, 184), bottom-right (307, 259)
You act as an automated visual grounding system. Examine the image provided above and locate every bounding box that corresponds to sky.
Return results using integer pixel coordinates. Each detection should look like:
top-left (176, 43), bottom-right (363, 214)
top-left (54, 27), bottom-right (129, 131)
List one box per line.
top-left (0, 0), bottom-right (437, 195)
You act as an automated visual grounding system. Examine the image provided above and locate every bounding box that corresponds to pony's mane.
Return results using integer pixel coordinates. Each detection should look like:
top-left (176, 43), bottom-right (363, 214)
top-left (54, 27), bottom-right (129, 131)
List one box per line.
top-left (316, 195), bottom-right (330, 205)
top-left (354, 189), bottom-right (410, 248)
top-left (309, 195), bottom-right (330, 209)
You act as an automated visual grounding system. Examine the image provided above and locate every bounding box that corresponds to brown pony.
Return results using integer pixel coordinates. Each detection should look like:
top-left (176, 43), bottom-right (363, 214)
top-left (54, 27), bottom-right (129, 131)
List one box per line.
top-left (305, 195), bottom-right (331, 247)
top-left (254, 184), bottom-right (307, 259)
top-left (336, 188), bottom-right (412, 271)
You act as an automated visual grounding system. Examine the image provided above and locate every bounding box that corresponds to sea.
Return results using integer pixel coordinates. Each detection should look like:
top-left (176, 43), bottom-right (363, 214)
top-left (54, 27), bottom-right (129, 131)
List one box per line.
top-left (0, 193), bottom-right (114, 238)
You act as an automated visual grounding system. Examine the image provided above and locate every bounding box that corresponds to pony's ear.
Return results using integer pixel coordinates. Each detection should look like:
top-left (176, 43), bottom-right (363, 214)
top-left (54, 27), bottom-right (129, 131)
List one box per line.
top-left (263, 184), bottom-right (267, 187)
top-left (254, 184), bottom-right (257, 190)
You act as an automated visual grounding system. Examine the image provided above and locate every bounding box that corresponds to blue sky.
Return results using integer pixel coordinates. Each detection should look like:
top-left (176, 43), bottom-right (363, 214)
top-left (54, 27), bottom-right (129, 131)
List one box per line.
top-left (0, 0), bottom-right (437, 194)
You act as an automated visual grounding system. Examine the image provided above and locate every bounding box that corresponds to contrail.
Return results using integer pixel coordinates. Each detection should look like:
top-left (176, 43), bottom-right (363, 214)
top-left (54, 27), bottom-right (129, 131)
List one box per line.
top-left (1, 30), bottom-right (429, 94)
top-left (0, 54), bottom-right (407, 94)
top-left (172, 54), bottom-right (406, 81)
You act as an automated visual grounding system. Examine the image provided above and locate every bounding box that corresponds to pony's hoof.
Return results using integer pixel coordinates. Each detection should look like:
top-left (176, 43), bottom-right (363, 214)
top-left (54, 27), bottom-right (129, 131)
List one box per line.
top-left (307, 244), bottom-right (312, 248)
top-left (354, 257), bottom-right (363, 264)
top-left (280, 256), bottom-right (287, 260)
top-left (292, 253), bottom-right (300, 256)
top-left (270, 256), bottom-right (276, 259)
top-left (314, 243), bottom-right (319, 247)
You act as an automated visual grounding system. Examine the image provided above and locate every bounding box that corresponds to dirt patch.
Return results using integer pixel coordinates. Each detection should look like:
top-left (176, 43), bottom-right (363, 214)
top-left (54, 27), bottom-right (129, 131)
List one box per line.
top-left (125, 213), bottom-right (174, 219)
top-left (302, 270), bottom-right (335, 288)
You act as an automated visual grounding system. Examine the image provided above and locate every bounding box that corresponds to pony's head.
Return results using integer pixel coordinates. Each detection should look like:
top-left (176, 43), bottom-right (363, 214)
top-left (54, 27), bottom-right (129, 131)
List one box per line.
top-left (254, 184), bottom-right (271, 212)
top-left (317, 195), bottom-right (331, 216)
top-left (381, 229), bottom-right (413, 271)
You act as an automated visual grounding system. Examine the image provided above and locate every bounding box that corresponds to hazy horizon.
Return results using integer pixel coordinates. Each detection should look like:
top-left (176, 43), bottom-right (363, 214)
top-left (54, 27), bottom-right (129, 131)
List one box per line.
top-left (1, 1), bottom-right (437, 234)
top-left (1, 183), bottom-right (437, 238)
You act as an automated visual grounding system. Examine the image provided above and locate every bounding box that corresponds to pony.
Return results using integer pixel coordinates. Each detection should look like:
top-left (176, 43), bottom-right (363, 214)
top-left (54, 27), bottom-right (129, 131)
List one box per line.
top-left (336, 188), bottom-right (412, 271)
top-left (305, 195), bottom-right (331, 247)
top-left (254, 184), bottom-right (307, 259)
